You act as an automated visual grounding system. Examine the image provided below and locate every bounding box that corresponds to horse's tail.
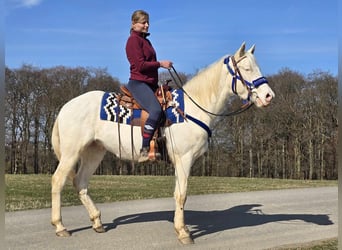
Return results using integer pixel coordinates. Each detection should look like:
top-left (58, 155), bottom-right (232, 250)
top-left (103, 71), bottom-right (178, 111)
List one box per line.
top-left (51, 117), bottom-right (61, 161)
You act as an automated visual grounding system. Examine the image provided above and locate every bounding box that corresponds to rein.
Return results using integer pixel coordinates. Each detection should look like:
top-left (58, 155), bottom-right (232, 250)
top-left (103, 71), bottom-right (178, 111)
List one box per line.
top-left (167, 56), bottom-right (269, 138)
top-left (168, 57), bottom-right (255, 118)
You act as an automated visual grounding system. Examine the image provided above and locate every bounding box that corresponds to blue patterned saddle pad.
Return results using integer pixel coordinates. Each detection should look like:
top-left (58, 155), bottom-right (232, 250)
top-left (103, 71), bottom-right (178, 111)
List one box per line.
top-left (100, 89), bottom-right (185, 125)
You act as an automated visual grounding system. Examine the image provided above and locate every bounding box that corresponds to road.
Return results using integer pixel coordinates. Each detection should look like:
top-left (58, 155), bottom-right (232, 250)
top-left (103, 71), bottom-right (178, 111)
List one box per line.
top-left (5, 187), bottom-right (337, 250)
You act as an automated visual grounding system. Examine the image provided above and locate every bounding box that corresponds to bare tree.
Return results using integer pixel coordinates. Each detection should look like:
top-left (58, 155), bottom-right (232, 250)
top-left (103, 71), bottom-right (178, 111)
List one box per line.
top-left (4, 65), bottom-right (337, 179)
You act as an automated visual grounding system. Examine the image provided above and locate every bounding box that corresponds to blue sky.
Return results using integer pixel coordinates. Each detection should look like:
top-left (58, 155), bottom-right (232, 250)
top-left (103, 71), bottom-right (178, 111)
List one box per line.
top-left (5, 0), bottom-right (337, 83)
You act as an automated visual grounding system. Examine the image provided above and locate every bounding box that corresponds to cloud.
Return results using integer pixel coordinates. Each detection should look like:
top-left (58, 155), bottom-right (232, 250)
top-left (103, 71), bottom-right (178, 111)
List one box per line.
top-left (7, 0), bottom-right (43, 8)
top-left (21, 0), bottom-right (42, 7)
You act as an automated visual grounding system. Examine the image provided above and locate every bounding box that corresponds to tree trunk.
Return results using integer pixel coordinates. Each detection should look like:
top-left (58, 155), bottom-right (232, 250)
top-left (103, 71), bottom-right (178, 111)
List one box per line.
top-left (33, 117), bottom-right (39, 174)
top-left (240, 137), bottom-right (244, 176)
top-left (249, 148), bottom-right (253, 178)
top-left (257, 151), bottom-right (261, 177)
top-left (294, 137), bottom-right (301, 179)
top-left (282, 141), bottom-right (286, 179)
top-left (308, 139), bottom-right (314, 179)
top-left (320, 135), bottom-right (325, 180)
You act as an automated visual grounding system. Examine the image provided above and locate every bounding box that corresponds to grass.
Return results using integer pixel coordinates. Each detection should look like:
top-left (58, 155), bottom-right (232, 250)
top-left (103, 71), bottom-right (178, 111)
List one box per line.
top-left (5, 174), bottom-right (337, 212)
top-left (5, 174), bottom-right (337, 249)
top-left (275, 238), bottom-right (337, 250)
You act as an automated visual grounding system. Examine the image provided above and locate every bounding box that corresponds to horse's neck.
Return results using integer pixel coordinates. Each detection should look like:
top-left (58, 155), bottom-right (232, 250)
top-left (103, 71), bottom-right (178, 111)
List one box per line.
top-left (183, 58), bottom-right (232, 123)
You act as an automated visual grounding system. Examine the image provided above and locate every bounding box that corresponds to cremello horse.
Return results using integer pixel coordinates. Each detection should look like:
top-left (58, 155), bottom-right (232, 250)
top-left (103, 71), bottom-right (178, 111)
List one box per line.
top-left (51, 43), bottom-right (274, 244)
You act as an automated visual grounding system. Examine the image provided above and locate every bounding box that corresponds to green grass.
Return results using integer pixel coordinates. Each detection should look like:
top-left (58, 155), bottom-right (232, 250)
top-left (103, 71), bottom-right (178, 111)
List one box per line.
top-left (276, 238), bottom-right (337, 250)
top-left (5, 174), bottom-right (337, 212)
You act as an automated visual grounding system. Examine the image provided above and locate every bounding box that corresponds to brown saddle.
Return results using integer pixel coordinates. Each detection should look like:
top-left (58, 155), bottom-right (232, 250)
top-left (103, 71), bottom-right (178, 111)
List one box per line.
top-left (118, 85), bottom-right (174, 120)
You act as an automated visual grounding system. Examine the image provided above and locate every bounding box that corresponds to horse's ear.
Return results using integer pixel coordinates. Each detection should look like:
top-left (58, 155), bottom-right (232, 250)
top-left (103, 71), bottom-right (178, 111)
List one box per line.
top-left (248, 44), bottom-right (256, 54)
top-left (235, 42), bottom-right (246, 58)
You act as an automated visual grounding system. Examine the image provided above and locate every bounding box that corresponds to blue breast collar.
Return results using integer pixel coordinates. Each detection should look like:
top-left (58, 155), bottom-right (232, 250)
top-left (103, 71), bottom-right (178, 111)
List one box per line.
top-left (185, 114), bottom-right (212, 138)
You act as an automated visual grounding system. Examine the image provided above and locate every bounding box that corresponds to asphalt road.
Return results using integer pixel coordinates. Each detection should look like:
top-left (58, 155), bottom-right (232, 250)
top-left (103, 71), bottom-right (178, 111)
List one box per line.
top-left (5, 186), bottom-right (337, 250)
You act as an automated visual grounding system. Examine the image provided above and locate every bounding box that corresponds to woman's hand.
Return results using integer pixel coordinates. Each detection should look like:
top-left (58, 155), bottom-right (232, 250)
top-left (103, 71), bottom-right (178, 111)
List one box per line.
top-left (159, 60), bottom-right (173, 69)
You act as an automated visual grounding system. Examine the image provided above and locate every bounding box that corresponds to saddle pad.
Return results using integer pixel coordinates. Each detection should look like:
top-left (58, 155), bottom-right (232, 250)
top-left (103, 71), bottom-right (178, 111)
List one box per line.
top-left (100, 89), bottom-right (185, 125)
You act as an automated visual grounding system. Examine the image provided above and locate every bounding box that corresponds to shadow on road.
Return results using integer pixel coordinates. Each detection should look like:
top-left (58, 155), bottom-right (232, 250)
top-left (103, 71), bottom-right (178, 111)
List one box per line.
top-left (100, 204), bottom-right (334, 239)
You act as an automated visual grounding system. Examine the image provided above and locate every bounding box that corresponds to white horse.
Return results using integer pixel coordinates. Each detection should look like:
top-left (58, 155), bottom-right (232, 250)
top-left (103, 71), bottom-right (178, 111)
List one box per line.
top-left (51, 43), bottom-right (275, 244)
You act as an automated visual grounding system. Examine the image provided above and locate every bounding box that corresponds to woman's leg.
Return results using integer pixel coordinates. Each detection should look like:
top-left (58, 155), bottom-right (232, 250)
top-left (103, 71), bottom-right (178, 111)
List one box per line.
top-left (127, 81), bottom-right (162, 159)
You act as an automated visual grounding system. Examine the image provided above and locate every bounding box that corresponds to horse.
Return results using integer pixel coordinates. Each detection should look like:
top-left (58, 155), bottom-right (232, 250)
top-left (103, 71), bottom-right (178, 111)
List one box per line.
top-left (51, 42), bottom-right (275, 244)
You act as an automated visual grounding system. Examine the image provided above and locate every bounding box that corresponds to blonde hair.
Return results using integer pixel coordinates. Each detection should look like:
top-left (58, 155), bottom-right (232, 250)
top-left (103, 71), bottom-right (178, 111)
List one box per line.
top-left (130, 10), bottom-right (149, 31)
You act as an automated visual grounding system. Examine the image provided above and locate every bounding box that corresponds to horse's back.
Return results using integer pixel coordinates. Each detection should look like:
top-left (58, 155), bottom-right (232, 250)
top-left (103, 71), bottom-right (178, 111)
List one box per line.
top-left (58, 90), bottom-right (104, 117)
top-left (61, 90), bottom-right (104, 110)
top-left (55, 90), bottom-right (105, 148)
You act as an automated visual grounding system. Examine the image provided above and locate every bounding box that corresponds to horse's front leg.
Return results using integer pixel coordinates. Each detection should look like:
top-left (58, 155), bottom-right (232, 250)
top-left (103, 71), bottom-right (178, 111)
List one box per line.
top-left (174, 158), bottom-right (194, 244)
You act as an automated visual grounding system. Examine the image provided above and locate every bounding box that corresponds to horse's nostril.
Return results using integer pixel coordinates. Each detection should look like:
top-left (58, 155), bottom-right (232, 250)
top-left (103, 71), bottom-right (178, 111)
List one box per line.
top-left (266, 93), bottom-right (272, 101)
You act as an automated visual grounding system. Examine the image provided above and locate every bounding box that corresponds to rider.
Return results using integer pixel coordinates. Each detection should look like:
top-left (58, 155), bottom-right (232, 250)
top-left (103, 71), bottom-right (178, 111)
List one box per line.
top-left (125, 10), bottom-right (173, 162)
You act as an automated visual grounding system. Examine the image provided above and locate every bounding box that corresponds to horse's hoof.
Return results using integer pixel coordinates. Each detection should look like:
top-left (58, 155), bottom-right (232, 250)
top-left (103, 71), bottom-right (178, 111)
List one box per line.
top-left (178, 236), bottom-right (194, 245)
top-left (56, 229), bottom-right (71, 237)
top-left (175, 227), bottom-right (194, 244)
top-left (93, 225), bottom-right (106, 233)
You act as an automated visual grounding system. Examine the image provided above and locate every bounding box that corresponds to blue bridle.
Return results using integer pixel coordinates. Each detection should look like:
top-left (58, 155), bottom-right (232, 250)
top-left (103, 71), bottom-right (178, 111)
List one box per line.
top-left (165, 57), bottom-right (267, 138)
top-left (223, 56), bottom-right (268, 97)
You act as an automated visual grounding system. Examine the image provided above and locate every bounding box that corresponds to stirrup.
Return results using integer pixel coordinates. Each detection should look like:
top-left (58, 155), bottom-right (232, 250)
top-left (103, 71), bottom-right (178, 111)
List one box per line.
top-left (149, 138), bottom-right (161, 161)
top-left (138, 147), bottom-right (160, 163)
top-left (148, 150), bottom-right (161, 161)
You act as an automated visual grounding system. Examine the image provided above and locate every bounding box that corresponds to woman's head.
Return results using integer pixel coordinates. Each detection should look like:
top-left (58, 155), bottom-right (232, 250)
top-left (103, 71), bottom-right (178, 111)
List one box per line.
top-left (131, 10), bottom-right (149, 33)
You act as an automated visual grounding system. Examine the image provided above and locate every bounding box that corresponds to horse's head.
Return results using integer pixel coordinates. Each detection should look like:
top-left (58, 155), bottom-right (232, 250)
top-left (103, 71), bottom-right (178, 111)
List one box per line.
top-left (224, 42), bottom-right (275, 107)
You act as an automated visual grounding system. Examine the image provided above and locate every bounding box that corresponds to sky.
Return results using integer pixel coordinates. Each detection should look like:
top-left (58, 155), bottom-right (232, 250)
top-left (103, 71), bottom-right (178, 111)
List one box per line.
top-left (5, 0), bottom-right (338, 83)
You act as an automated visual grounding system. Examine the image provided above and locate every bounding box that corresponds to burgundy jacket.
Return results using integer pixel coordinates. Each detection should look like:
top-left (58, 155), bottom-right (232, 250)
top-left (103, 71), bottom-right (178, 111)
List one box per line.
top-left (125, 30), bottom-right (160, 86)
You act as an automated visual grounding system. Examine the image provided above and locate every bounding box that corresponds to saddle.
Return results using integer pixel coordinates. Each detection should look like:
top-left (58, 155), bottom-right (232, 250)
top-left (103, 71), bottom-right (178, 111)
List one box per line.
top-left (119, 84), bottom-right (172, 112)
top-left (116, 83), bottom-right (183, 161)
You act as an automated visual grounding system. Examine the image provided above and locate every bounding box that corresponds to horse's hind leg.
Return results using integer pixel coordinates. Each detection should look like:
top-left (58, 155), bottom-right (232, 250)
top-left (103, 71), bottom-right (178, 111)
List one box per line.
top-left (74, 142), bottom-right (106, 233)
top-left (51, 155), bottom-right (78, 236)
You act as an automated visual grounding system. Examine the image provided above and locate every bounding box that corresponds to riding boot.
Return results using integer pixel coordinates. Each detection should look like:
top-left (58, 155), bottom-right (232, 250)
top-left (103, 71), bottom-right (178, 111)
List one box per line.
top-left (138, 147), bottom-right (150, 163)
top-left (139, 117), bottom-right (163, 162)
top-left (139, 119), bottom-right (156, 163)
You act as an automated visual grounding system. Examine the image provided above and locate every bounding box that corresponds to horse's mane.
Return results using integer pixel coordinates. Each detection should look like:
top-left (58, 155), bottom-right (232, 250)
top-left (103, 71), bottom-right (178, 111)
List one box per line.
top-left (183, 56), bottom-right (225, 106)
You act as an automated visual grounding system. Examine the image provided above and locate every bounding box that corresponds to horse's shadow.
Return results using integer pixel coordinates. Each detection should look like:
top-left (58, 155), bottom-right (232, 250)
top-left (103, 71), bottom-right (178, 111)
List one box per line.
top-left (94, 204), bottom-right (333, 239)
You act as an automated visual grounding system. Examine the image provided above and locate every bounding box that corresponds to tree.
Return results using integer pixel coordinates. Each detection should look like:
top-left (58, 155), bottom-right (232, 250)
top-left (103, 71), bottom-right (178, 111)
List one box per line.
top-left (5, 65), bottom-right (121, 174)
top-left (4, 65), bottom-right (337, 179)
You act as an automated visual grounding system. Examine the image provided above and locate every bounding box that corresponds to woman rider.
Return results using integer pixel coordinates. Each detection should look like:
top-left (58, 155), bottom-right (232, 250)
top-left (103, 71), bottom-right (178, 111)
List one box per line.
top-left (125, 10), bottom-right (173, 162)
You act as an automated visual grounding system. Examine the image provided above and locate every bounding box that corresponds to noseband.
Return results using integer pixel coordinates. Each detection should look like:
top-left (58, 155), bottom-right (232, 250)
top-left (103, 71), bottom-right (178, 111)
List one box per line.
top-left (224, 56), bottom-right (268, 98)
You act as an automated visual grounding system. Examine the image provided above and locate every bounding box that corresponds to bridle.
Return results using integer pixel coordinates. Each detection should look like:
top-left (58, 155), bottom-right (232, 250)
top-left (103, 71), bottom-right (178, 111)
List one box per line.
top-left (224, 55), bottom-right (269, 99)
top-left (168, 55), bottom-right (268, 118)
top-left (165, 54), bottom-right (270, 138)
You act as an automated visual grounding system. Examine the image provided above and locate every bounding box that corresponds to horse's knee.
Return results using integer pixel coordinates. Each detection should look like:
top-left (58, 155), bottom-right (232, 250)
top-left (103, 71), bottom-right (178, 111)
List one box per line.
top-left (51, 174), bottom-right (61, 192)
top-left (51, 167), bottom-right (72, 192)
